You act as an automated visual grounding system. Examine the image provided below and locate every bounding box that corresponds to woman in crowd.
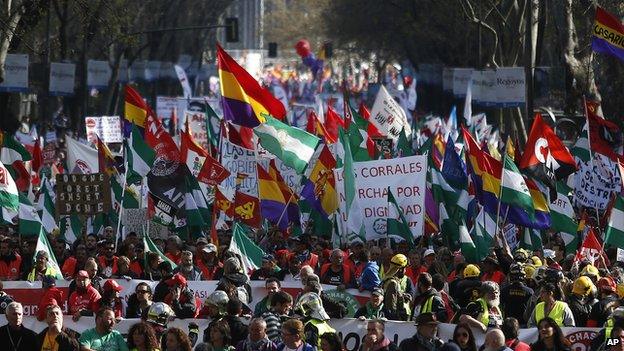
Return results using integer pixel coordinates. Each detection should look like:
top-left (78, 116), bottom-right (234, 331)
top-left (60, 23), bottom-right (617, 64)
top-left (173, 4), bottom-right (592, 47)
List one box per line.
top-left (165, 327), bottom-right (193, 351)
top-left (530, 318), bottom-right (571, 351)
top-left (209, 319), bottom-right (236, 351)
top-left (126, 282), bottom-right (154, 318)
top-left (320, 333), bottom-right (345, 351)
top-left (98, 279), bottom-right (124, 318)
top-left (128, 322), bottom-right (161, 351)
top-left (451, 323), bottom-right (477, 351)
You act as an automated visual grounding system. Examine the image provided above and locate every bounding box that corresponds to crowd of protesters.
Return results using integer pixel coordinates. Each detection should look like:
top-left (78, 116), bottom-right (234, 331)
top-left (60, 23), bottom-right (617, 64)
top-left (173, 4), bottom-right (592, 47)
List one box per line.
top-left (0, 222), bottom-right (623, 351)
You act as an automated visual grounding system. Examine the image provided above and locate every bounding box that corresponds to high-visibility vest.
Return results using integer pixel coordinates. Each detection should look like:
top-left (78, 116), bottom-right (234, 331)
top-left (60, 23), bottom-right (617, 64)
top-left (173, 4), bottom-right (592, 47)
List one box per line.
top-left (605, 318), bottom-right (614, 341)
top-left (477, 298), bottom-right (490, 326)
top-left (421, 296), bottom-right (434, 314)
top-left (27, 267), bottom-right (57, 282)
top-left (306, 319), bottom-right (336, 347)
top-left (535, 300), bottom-right (567, 326)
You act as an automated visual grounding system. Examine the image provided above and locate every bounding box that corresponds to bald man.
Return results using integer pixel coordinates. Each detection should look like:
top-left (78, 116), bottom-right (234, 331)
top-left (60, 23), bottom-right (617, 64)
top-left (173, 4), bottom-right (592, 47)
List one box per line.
top-left (320, 249), bottom-right (354, 289)
top-left (482, 329), bottom-right (511, 351)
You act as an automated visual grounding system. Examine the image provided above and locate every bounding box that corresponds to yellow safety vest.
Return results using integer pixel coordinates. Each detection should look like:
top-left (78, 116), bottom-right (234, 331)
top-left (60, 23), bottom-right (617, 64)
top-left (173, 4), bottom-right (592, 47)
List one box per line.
top-left (535, 301), bottom-right (567, 327)
top-left (421, 296), bottom-right (434, 314)
top-left (27, 267), bottom-right (57, 282)
top-left (605, 318), bottom-right (614, 341)
top-left (307, 319), bottom-right (336, 347)
top-left (383, 276), bottom-right (412, 318)
top-left (477, 298), bottom-right (490, 326)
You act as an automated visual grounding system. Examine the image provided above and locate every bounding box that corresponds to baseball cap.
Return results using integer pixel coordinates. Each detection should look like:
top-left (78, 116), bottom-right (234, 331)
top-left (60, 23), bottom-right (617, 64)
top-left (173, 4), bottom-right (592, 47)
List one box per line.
top-left (76, 270), bottom-right (89, 279)
top-left (202, 243), bottom-right (217, 254)
top-left (372, 287), bottom-right (384, 296)
top-left (166, 273), bottom-right (187, 287)
top-left (423, 249), bottom-right (436, 257)
top-left (103, 279), bottom-right (123, 292)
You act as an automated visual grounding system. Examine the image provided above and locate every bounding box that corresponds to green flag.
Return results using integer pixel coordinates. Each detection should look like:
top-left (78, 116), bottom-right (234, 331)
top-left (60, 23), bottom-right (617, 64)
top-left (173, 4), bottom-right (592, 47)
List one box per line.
top-left (228, 223), bottom-right (265, 275)
top-left (387, 187), bottom-right (414, 247)
top-left (126, 125), bottom-right (155, 184)
top-left (605, 196), bottom-right (624, 249)
top-left (500, 152), bottom-right (535, 219)
top-left (18, 194), bottom-right (42, 236)
top-left (340, 128), bottom-right (366, 243)
top-left (33, 228), bottom-right (63, 279)
top-left (396, 126), bottom-right (413, 157)
top-left (571, 121), bottom-right (590, 163)
top-left (144, 233), bottom-right (177, 269)
top-left (550, 182), bottom-right (578, 254)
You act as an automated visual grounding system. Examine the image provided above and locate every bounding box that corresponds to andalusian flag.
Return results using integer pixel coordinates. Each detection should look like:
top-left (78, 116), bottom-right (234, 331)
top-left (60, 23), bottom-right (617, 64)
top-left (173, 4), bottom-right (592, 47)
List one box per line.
top-left (571, 122), bottom-right (590, 163)
top-left (550, 182), bottom-right (578, 254)
top-left (33, 228), bottom-right (62, 279)
top-left (0, 161), bottom-right (19, 212)
top-left (126, 124), bottom-right (155, 183)
top-left (0, 131), bottom-right (31, 163)
top-left (521, 227), bottom-right (543, 251)
top-left (187, 176), bottom-right (211, 224)
top-left (500, 143), bottom-right (535, 220)
top-left (459, 222), bottom-right (477, 262)
top-left (59, 215), bottom-right (83, 244)
top-left (144, 234), bottom-right (177, 269)
top-left (386, 187), bottom-right (414, 247)
top-left (340, 128), bottom-right (366, 243)
top-left (38, 178), bottom-right (57, 234)
top-left (472, 208), bottom-right (496, 260)
top-left (228, 223), bottom-right (265, 274)
top-left (18, 194), bottom-right (42, 236)
top-left (605, 196), bottom-right (624, 249)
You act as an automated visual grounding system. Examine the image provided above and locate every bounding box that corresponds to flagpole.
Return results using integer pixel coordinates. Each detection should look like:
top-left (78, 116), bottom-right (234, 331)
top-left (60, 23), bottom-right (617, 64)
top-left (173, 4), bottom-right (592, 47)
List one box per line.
top-left (115, 172), bottom-right (127, 252)
top-left (276, 191), bottom-right (296, 230)
top-left (494, 138), bottom-right (509, 244)
top-left (583, 96), bottom-right (602, 231)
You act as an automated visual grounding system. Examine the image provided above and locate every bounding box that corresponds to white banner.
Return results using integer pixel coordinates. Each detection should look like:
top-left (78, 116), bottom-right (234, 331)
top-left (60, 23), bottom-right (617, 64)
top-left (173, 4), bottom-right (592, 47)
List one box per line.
top-left (335, 155), bottom-right (427, 240)
top-left (219, 139), bottom-right (260, 197)
top-left (87, 60), bottom-right (111, 90)
top-left (49, 62), bottom-right (76, 96)
top-left (184, 110), bottom-right (209, 150)
top-left (145, 61), bottom-right (161, 82)
top-left (442, 68), bottom-right (454, 92)
top-left (452, 68), bottom-right (473, 98)
top-left (156, 96), bottom-right (180, 119)
top-left (574, 155), bottom-right (622, 210)
top-left (0, 53), bottom-right (28, 92)
top-left (159, 62), bottom-right (175, 80)
top-left (495, 67), bottom-right (525, 107)
top-left (470, 70), bottom-right (484, 104)
top-left (174, 65), bottom-right (193, 98)
top-left (370, 86), bottom-right (411, 141)
top-left (84, 116), bottom-right (122, 144)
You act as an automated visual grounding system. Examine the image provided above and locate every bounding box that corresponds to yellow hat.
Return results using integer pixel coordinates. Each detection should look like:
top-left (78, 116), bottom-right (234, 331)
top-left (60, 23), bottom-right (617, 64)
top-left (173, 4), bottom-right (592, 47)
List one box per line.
top-left (524, 264), bottom-right (536, 279)
top-left (463, 264), bottom-right (481, 278)
top-left (581, 264), bottom-right (599, 278)
top-left (391, 254), bottom-right (408, 268)
top-left (530, 256), bottom-right (543, 267)
top-left (617, 283), bottom-right (624, 299)
top-left (572, 276), bottom-right (594, 296)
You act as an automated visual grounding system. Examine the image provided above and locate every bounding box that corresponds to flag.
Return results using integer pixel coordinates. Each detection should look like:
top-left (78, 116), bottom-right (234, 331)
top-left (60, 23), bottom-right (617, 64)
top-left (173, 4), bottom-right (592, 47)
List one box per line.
top-left (0, 161), bottom-right (18, 212)
top-left (345, 102), bottom-right (375, 160)
top-left (126, 124), bottom-right (156, 183)
top-left (215, 186), bottom-right (234, 217)
top-left (396, 126), bottom-right (413, 157)
top-left (38, 178), bottom-right (57, 234)
top-left (234, 191), bottom-right (262, 228)
top-left (180, 121), bottom-right (229, 185)
top-left (144, 234), bottom-right (177, 269)
top-left (59, 215), bottom-right (82, 244)
top-left (66, 136), bottom-right (99, 174)
top-left (501, 140), bottom-right (535, 219)
top-left (340, 128), bottom-right (366, 243)
top-left (145, 114), bottom-right (179, 162)
top-left (257, 161), bottom-right (299, 230)
top-left (387, 187), bottom-right (414, 247)
top-left (550, 182), bottom-right (578, 254)
top-left (463, 79), bottom-right (473, 126)
top-left (369, 85), bottom-right (411, 140)
top-left (441, 136), bottom-right (467, 189)
top-left (576, 228), bottom-right (605, 266)
top-left (18, 193), bottom-right (42, 236)
top-left (519, 113), bottom-right (577, 198)
top-left (324, 105), bottom-right (345, 143)
top-left (124, 85), bottom-right (152, 137)
top-left (217, 44), bottom-right (286, 127)
top-left (605, 196), bottom-right (624, 249)
top-left (458, 222), bottom-right (477, 262)
top-left (300, 144), bottom-right (338, 218)
top-left (179, 177), bottom-right (207, 227)
top-left (472, 207), bottom-right (496, 261)
top-left (32, 137), bottom-right (42, 174)
top-left (521, 227), bottom-right (543, 251)
top-left (34, 228), bottom-right (62, 279)
top-left (585, 99), bottom-right (622, 162)
top-left (229, 223), bottom-right (265, 274)
top-left (205, 102), bottom-right (221, 152)
top-left (307, 110), bottom-right (335, 144)
top-left (96, 136), bottom-right (118, 176)
top-left (1, 131), bottom-right (32, 191)
top-left (359, 101), bottom-right (383, 138)
top-left (592, 7), bottom-right (624, 62)
top-left (571, 121), bottom-right (591, 163)
top-left (254, 115), bottom-right (320, 174)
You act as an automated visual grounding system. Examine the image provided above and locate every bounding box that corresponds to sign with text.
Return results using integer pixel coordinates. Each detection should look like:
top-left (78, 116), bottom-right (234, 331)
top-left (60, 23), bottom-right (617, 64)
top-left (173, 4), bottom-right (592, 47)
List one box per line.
top-left (370, 85), bottom-right (411, 140)
top-left (87, 60), bottom-right (111, 90)
top-left (219, 139), bottom-right (259, 197)
top-left (55, 173), bottom-right (111, 215)
top-left (452, 68), bottom-right (473, 98)
top-left (573, 155), bottom-right (622, 210)
top-left (495, 67), bottom-right (526, 107)
top-left (49, 62), bottom-right (76, 96)
top-left (84, 116), bottom-right (122, 144)
top-left (335, 155), bottom-right (427, 240)
top-left (0, 54), bottom-right (28, 92)
top-left (184, 110), bottom-right (209, 150)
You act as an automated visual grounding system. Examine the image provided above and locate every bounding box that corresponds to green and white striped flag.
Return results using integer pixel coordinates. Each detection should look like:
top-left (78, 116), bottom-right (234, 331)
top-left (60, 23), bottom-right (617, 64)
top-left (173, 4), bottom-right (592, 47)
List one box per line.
top-left (550, 182), bottom-right (578, 254)
top-left (229, 222), bottom-right (265, 274)
top-left (571, 122), bottom-right (590, 163)
top-left (521, 227), bottom-right (543, 251)
top-left (19, 193), bottom-right (43, 236)
top-left (181, 177), bottom-right (207, 227)
top-left (0, 160), bottom-right (18, 212)
top-left (340, 128), bottom-right (366, 243)
top-left (59, 215), bottom-right (83, 244)
top-left (500, 152), bottom-right (535, 219)
top-left (472, 207), bottom-right (496, 260)
top-left (254, 115), bottom-right (320, 174)
top-left (0, 132), bottom-right (31, 163)
top-left (605, 196), bottom-right (624, 249)
top-left (34, 228), bottom-right (62, 279)
top-left (144, 233), bottom-right (177, 269)
top-left (431, 167), bottom-right (470, 217)
top-left (387, 187), bottom-right (414, 247)
top-left (126, 124), bottom-right (156, 183)
top-left (187, 176), bottom-right (211, 223)
top-left (38, 177), bottom-right (58, 234)
top-left (459, 221), bottom-right (477, 262)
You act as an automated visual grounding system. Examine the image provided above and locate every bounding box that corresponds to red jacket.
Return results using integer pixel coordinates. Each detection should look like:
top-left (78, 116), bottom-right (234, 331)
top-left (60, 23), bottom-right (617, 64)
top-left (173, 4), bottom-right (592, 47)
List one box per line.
top-left (37, 287), bottom-right (64, 321)
top-left (481, 270), bottom-right (506, 285)
top-left (196, 260), bottom-right (222, 280)
top-left (68, 285), bottom-right (101, 315)
top-left (0, 254), bottom-right (21, 281)
top-left (97, 256), bottom-right (119, 277)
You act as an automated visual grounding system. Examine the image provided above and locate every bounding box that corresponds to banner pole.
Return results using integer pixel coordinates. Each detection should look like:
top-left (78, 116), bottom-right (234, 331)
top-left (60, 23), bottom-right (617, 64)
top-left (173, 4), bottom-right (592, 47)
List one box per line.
top-left (115, 173), bottom-right (127, 252)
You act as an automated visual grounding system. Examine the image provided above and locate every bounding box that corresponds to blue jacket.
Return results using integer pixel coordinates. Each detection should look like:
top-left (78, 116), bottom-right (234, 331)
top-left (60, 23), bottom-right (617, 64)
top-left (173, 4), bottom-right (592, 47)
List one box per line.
top-left (359, 261), bottom-right (381, 291)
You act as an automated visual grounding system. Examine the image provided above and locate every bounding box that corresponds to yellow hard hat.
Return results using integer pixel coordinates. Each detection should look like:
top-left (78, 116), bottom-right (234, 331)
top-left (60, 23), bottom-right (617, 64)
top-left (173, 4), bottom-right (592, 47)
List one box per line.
top-left (463, 264), bottom-right (481, 278)
top-left (581, 264), bottom-right (599, 278)
top-left (530, 256), bottom-right (543, 267)
top-left (572, 276), bottom-right (594, 296)
top-left (617, 284), bottom-right (624, 299)
top-left (390, 254), bottom-right (408, 268)
top-left (524, 264), bottom-right (536, 279)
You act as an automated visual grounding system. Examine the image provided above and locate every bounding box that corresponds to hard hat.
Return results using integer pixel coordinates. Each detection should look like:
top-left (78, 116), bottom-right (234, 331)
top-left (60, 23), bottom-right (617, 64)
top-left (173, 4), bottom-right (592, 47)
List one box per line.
top-left (524, 264), bottom-right (536, 279)
top-left (103, 279), bottom-right (123, 292)
top-left (204, 290), bottom-right (230, 310)
top-left (146, 302), bottom-right (175, 327)
top-left (530, 256), bottom-right (543, 267)
top-left (544, 268), bottom-right (564, 284)
top-left (513, 249), bottom-right (529, 262)
top-left (531, 266), bottom-right (547, 283)
top-left (390, 254), bottom-right (408, 268)
top-left (294, 292), bottom-right (330, 320)
top-left (612, 307), bottom-right (624, 320)
top-left (463, 264), bottom-right (481, 278)
top-left (581, 264), bottom-right (599, 278)
top-left (598, 277), bottom-right (617, 293)
top-left (572, 276), bottom-right (594, 296)
top-left (509, 263), bottom-right (526, 280)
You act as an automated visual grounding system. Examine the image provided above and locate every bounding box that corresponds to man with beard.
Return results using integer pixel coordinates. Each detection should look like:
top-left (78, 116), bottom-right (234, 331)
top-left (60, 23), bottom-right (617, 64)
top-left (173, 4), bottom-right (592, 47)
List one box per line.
top-left (36, 304), bottom-right (80, 351)
top-left (0, 302), bottom-right (38, 351)
top-left (251, 254), bottom-right (284, 281)
top-left (254, 278), bottom-right (281, 317)
top-left (0, 237), bottom-right (21, 280)
top-left (196, 243), bottom-right (223, 280)
top-left (459, 281), bottom-right (503, 333)
top-left (97, 241), bottom-right (118, 278)
top-left (164, 272), bottom-right (198, 318)
top-left (84, 234), bottom-right (98, 257)
top-left (61, 244), bottom-right (89, 279)
top-left (173, 250), bottom-right (202, 281)
top-left (68, 270), bottom-right (101, 321)
top-left (79, 307), bottom-right (128, 351)
top-left (165, 236), bottom-right (184, 265)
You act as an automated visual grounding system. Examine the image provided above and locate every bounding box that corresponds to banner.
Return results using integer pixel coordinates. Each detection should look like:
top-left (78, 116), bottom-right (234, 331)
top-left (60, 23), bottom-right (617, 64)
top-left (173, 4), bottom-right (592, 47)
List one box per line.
top-left (49, 62), bottom-right (76, 96)
top-left (184, 110), bottom-right (209, 150)
top-left (370, 86), bottom-right (411, 140)
top-left (84, 116), bottom-right (122, 144)
top-left (87, 60), bottom-right (111, 90)
top-left (335, 155), bottom-right (427, 240)
top-left (442, 68), bottom-right (454, 92)
top-left (0, 54), bottom-right (28, 92)
top-left (574, 155), bottom-right (622, 210)
top-left (174, 65), bottom-right (193, 98)
top-left (55, 173), bottom-right (112, 215)
top-left (495, 67), bottom-right (525, 107)
top-left (156, 96), bottom-right (180, 119)
top-left (452, 68), bottom-right (473, 98)
top-left (219, 139), bottom-right (260, 196)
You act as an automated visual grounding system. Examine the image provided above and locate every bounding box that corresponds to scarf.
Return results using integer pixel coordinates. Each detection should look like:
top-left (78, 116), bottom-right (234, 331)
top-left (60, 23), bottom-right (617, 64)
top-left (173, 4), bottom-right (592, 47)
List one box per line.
top-left (365, 302), bottom-right (384, 319)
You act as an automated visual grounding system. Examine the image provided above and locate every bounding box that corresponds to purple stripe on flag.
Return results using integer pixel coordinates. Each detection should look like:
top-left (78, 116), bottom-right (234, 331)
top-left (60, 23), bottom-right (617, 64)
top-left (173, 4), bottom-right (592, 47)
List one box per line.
top-left (301, 180), bottom-right (329, 218)
top-left (221, 96), bottom-right (260, 128)
top-left (425, 188), bottom-right (438, 225)
top-left (260, 199), bottom-right (300, 230)
top-left (592, 38), bottom-right (624, 62)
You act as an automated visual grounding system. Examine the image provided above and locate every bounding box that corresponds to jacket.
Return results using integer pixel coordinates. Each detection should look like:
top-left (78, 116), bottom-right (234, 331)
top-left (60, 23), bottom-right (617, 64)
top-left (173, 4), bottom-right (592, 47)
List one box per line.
top-left (36, 327), bottom-right (80, 351)
top-left (360, 261), bottom-right (381, 291)
top-left (413, 288), bottom-right (447, 322)
top-left (225, 315), bottom-right (250, 347)
top-left (399, 333), bottom-right (444, 351)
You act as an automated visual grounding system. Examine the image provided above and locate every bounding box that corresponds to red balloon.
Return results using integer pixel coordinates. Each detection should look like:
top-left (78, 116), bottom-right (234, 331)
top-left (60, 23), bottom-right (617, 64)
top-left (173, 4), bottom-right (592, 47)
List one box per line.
top-left (295, 39), bottom-right (311, 57)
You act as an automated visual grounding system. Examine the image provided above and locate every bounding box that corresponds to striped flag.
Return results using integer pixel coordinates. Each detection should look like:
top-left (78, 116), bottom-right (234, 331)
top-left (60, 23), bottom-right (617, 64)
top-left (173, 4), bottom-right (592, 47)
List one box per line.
top-left (18, 193), bottom-right (42, 236)
top-left (33, 228), bottom-right (62, 279)
top-left (126, 124), bottom-right (155, 183)
top-left (144, 234), bottom-right (177, 269)
top-left (59, 215), bottom-right (82, 244)
top-left (605, 196), bottom-right (624, 249)
top-left (500, 141), bottom-right (535, 220)
top-left (387, 187), bottom-right (414, 247)
top-left (38, 177), bottom-right (57, 234)
top-left (228, 222), bottom-right (265, 275)
top-left (550, 182), bottom-right (578, 254)
top-left (0, 161), bottom-right (19, 212)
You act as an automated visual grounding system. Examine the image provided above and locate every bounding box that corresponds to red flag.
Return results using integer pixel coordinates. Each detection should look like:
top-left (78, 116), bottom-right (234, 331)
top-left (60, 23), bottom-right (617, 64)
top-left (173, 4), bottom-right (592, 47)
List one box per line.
top-left (97, 136), bottom-right (118, 175)
top-left (575, 228), bottom-right (605, 266)
top-left (12, 161), bottom-right (30, 192)
top-left (180, 121), bottom-right (230, 186)
top-left (31, 138), bottom-right (42, 173)
top-left (359, 101), bottom-right (383, 138)
top-left (225, 123), bottom-right (254, 150)
top-left (215, 187), bottom-right (234, 217)
top-left (145, 114), bottom-right (179, 162)
top-left (519, 113), bottom-right (577, 198)
top-left (306, 110), bottom-right (335, 144)
top-left (585, 99), bottom-right (623, 162)
top-left (324, 105), bottom-right (345, 143)
top-left (234, 191), bottom-right (262, 228)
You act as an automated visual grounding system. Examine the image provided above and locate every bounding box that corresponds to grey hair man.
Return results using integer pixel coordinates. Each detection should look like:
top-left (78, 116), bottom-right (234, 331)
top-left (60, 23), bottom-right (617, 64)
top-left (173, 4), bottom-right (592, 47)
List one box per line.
top-left (36, 304), bottom-right (80, 351)
top-left (235, 318), bottom-right (276, 351)
top-left (482, 329), bottom-right (510, 351)
top-left (0, 302), bottom-right (38, 351)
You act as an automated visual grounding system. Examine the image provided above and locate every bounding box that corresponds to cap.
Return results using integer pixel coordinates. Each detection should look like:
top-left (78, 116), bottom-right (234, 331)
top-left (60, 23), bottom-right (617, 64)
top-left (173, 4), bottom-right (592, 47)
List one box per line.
top-left (543, 249), bottom-right (556, 259)
top-left (482, 256), bottom-right (499, 266)
top-left (598, 277), bottom-right (617, 293)
top-left (166, 273), bottom-right (187, 287)
top-left (262, 253), bottom-right (276, 262)
top-left (202, 243), bottom-right (217, 254)
top-left (372, 287), bottom-right (384, 296)
top-left (76, 270), bottom-right (89, 279)
top-left (415, 312), bottom-right (439, 326)
top-left (36, 250), bottom-right (49, 259)
top-left (196, 237), bottom-right (208, 245)
top-left (423, 249), bottom-right (436, 257)
top-left (103, 279), bottom-right (123, 292)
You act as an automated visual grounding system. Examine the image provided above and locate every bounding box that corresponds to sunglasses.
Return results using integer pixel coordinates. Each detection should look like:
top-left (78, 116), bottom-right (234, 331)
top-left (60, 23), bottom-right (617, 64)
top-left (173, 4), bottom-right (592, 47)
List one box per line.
top-left (136, 289), bottom-right (150, 294)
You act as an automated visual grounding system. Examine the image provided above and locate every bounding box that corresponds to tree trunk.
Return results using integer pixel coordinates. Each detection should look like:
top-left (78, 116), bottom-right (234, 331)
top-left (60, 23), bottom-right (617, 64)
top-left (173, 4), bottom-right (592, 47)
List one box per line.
top-left (0, 0), bottom-right (25, 83)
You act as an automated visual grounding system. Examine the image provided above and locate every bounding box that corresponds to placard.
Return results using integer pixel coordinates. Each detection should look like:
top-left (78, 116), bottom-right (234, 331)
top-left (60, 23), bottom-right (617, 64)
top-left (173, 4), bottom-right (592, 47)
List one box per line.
top-left (219, 139), bottom-right (259, 197)
top-left (452, 68), bottom-right (473, 98)
top-left (184, 110), bottom-right (209, 150)
top-left (49, 62), bottom-right (76, 96)
top-left (84, 116), bottom-right (122, 143)
top-left (573, 155), bottom-right (622, 210)
top-left (87, 60), bottom-right (111, 90)
top-left (56, 173), bottom-right (111, 215)
top-left (442, 68), bottom-right (454, 92)
top-left (0, 54), bottom-right (28, 92)
top-left (156, 96), bottom-right (180, 119)
top-left (495, 67), bottom-right (526, 107)
top-left (369, 86), bottom-right (411, 140)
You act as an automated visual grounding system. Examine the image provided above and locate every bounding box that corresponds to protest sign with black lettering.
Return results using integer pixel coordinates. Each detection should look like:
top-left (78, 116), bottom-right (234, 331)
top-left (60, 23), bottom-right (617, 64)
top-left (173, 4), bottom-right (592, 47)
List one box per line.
top-left (573, 155), bottom-right (622, 210)
top-left (84, 116), bottom-right (122, 143)
top-left (56, 173), bottom-right (111, 215)
top-left (219, 139), bottom-right (260, 196)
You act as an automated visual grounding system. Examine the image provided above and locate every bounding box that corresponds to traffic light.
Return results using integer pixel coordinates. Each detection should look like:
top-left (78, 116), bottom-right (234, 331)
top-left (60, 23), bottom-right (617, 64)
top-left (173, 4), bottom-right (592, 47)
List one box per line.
top-left (225, 17), bottom-right (239, 43)
top-left (268, 42), bottom-right (278, 58)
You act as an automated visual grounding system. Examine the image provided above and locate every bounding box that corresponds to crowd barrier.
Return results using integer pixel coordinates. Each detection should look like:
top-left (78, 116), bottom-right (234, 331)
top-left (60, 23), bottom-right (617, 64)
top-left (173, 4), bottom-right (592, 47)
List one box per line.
top-left (2, 280), bottom-right (603, 348)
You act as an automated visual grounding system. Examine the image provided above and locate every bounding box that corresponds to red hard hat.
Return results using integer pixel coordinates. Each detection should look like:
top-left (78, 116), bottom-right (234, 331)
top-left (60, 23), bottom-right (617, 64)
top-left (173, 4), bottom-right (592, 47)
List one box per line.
top-left (166, 273), bottom-right (187, 287)
top-left (598, 277), bottom-right (617, 293)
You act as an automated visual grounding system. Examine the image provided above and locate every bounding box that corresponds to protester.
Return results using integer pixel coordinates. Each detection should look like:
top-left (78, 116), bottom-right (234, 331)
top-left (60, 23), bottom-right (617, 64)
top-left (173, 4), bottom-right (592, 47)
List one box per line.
top-left (320, 249), bottom-right (354, 289)
top-left (218, 257), bottom-right (253, 304)
top-left (276, 319), bottom-right (314, 351)
top-left (98, 241), bottom-right (119, 278)
top-left (568, 276), bottom-right (594, 327)
top-left (153, 261), bottom-right (175, 302)
top-left (165, 327), bottom-right (193, 351)
top-left (225, 299), bottom-right (249, 346)
top-left (382, 254), bottom-right (414, 321)
top-left (164, 273), bottom-right (197, 318)
top-left (295, 292), bottom-right (335, 348)
top-left (320, 332), bottom-right (345, 351)
top-left (27, 250), bottom-right (57, 281)
top-left (500, 318), bottom-right (530, 351)
top-left (413, 272), bottom-right (447, 322)
top-left (262, 290), bottom-right (293, 343)
top-left (588, 276), bottom-right (619, 327)
top-left (449, 323), bottom-right (476, 351)
top-left (98, 279), bottom-right (124, 318)
top-left (0, 302), bottom-right (38, 351)
top-left (165, 237), bottom-right (184, 265)
top-left (251, 254), bottom-right (284, 281)
top-left (68, 270), bottom-right (101, 321)
top-left (126, 322), bottom-right (161, 351)
top-left (500, 264), bottom-right (533, 327)
top-left (235, 318), bottom-right (276, 351)
top-left (196, 243), bottom-right (223, 280)
top-left (452, 264), bottom-right (482, 308)
top-left (355, 287), bottom-right (390, 320)
top-left (254, 278), bottom-right (281, 317)
top-left (399, 312), bottom-right (444, 351)
top-left (0, 237), bottom-right (21, 281)
top-left (173, 251), bottom-right (203, 281)
top-left (527, 283), bottom-right (575, 327)
top-left (529, 317), bottom-right (571, 351)
top-left (37, 275), bottom-right (63, 321)
top-left (208, 319), bottom-right (235, 351)
top-left (481, 329), bottom-right (511, 351)
top-left (146, 302), bottom-right (176, 346)
top-left (36, 304), bottom-right (80, 351)
top-left (126, 282), bottom-right (154, 319)
top-left (78, 307), bottom-right (128, 351)
top-left (202, 290), bottom-right (230, 342)
top-left (360, 320), bottom-right (398, 351)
